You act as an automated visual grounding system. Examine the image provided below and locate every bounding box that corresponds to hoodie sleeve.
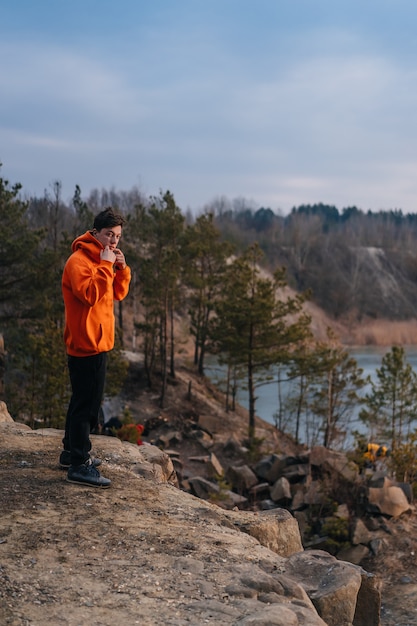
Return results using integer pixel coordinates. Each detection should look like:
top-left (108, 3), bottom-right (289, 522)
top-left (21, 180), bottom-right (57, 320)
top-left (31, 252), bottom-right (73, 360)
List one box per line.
top-left (65, 253), bottom-right (115, 307)
top-left (113, 265), bottom-right (132, 301)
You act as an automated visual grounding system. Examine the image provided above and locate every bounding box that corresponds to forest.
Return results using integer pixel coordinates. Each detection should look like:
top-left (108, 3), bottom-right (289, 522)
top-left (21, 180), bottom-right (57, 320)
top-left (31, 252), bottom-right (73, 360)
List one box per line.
top-left (2, 166), bottom-right (417, 477)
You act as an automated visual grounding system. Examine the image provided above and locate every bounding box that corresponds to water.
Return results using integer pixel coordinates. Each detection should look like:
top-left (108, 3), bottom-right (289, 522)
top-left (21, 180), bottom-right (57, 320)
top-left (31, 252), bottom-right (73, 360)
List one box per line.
top-left (204, 346), bottom-right (417, 447)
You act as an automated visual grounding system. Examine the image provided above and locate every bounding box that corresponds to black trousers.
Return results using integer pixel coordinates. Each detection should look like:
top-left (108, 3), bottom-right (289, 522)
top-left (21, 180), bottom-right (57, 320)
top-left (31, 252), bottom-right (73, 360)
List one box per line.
top-left (62, 352), bottom-right (107, 466)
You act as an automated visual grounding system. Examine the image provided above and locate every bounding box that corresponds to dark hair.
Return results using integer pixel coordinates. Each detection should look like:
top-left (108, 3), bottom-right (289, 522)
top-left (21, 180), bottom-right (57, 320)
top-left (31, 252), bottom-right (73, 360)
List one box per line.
top-left (93, 207), bottom-right (125, 231)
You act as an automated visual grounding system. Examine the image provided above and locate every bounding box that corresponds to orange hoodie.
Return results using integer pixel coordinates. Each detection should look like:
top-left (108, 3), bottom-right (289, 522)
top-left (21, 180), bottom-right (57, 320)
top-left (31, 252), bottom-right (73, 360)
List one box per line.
top-left (62, 231), bottom-right (131, 357)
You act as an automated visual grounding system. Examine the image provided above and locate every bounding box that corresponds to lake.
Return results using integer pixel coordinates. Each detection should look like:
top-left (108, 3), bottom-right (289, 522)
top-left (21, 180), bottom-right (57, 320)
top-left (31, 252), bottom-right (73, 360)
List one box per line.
top-left (204, 346), bottom-right (417, 447)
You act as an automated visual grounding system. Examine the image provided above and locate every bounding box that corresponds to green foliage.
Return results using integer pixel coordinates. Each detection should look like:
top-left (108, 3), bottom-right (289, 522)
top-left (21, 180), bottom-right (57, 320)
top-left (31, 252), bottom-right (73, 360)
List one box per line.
top-left (348, 432), bottom-right (369, 471)
top-left (321, 516), bottom-right (350, 542)
top-left (245, 436), bottom-right (266, 463)
top-left (389, 431), bottom-right (417, 484)
top-left (72, 184), bottom-right (94, 233)
top-left (360, 346), bottom-right (417, 449)
top-left (208, 475), bottom-right (232, 503)
top-left (0, 169), bottom-right (46, 324)
top-left (114, 422), bottom-right (144, 445)
top-left (319, 516), bottom-right (351, 555)
top-left (6, 319), bottom-right (69, 428)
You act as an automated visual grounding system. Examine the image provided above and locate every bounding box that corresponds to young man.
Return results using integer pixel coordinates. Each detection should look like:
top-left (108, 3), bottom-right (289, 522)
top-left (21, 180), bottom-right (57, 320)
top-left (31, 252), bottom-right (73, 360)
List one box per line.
top-left (60, 208), bottom-right (131, 487)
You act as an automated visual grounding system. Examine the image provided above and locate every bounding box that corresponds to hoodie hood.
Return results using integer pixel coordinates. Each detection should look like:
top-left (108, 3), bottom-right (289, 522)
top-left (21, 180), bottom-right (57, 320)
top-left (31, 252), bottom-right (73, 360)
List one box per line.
top-left (71, 231), bottom-right (103, 261)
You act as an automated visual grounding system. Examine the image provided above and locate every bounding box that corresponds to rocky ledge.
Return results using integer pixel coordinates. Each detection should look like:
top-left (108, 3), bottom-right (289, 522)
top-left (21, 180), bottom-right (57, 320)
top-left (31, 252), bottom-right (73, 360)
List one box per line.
top-left (0, 402), bottom-right (380, 626)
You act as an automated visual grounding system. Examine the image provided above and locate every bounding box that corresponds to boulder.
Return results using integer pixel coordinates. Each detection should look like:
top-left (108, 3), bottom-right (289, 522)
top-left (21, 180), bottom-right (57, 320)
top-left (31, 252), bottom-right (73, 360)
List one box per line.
top-left (283, 549), bottom-right (380, 626)
top-left (226, 464), bottom-right (258, 491)
top-left (254, 454), bottom-right (287, 482)
top-left (368, 484), bottom-right (412, 517)
top-left (188, 476), bottom-right (248, 509)
top-left (135, 441), bottom-right (179, 486)
top-left (207, 452), bottom-right (224, 477)
top-left (281, 463), bottom-right (310, 483)
top-left (270, 476), bottom-right (292, 502)
top-left (226, 507), bottom-right (303, 557)
top-left (337, 544), bottom-right (370, 565)
top-left (351, 518), bottom-right (372, 546)
top-left (0, 401), bottom-right (13, 423)
top-left (310, 446), bottom-right (359, 483)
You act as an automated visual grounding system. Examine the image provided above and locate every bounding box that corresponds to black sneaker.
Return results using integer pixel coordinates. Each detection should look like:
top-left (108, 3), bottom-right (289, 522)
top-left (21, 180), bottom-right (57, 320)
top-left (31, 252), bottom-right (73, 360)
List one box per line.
top-left (66, 460), bottom-right (111, 488)
top-left (59, 450), bottom-right (102, 469)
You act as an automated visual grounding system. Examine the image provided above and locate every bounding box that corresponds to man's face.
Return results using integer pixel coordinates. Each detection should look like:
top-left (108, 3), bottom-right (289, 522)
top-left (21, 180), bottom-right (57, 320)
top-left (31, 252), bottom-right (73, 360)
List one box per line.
top-left (93, 225), bottom-right (122, 251)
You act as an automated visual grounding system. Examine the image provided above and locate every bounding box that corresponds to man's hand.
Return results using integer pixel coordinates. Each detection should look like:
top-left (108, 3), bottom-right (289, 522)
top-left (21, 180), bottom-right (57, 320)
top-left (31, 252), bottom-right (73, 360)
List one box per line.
top-left (114, 248), bottom-right (126, 270)
top-left (101, 245), bottom-right (116, 264)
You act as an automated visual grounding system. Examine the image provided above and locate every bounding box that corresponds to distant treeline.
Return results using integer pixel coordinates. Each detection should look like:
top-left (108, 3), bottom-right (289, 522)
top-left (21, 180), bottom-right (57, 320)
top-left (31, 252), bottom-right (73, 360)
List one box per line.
top-left (211, 201), bottom-right (417, 320)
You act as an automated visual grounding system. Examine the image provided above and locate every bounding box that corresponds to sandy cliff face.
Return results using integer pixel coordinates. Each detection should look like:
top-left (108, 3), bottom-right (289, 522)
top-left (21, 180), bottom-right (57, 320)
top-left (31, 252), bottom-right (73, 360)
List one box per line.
top-left (304, 298), bottom-right (417, 346)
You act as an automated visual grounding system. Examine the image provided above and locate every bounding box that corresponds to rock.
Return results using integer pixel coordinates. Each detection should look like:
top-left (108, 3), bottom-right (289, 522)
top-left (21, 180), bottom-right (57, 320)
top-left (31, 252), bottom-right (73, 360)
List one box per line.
top-left (291, 485), bottom-right (307, 510)
top-left (225, 463), bottom-right (258, 491)
top-left (226, 508), bottom-right (303, 557)
top-left (259, 499), bottom-right (279, 510)
top-left (234, 602), bottom-right (327, 625)
top-left (255, 453), bottom-right (310, 484)
top-left (294, 510), bottom-right (309, 536)
top-left (132, 440), bottom-right (178, 486)
top-left (335, 503), bottom-right (350, 520)
top-left (283, 550), bottom-right (369, 626)
top-left (190, 427), bottom-right (214, 448)
top-left (188, 475), bottom-right (222, 499)
top-left (188, 475), bottom-right (248, 509)
top-left (270, 476), bottom-right (292, 502)
top-left (254, 453), bottom-right (287, 483)
top-left (310, 446), bottom-right (359, 483)
top-left (207, 451), bottom-right (224, 477)
top-left (369, 538), bottom-right (384, 555)
top-left (397, 481), bottom-right (413, 503)
top-left (337, 544), bottom-right (370, 565)
top-left (353, 570), bottom-right (382, 626)
top-left (197, 412), bottom-right (224, 433)
top-left (351, 518), bottom-right (372, 545)
top-left (248, 482), bottom-right (270, 497)
top-left (0, 401), bottom-right (13, 423)
top-left (223, 433), bottom-right (249, 455)
top-left (253, 454), bottom-right (276, 480)
top-left (303, 480), bottom-right (327, 505)
top-left (156, 429), bottom-right (182, 447)
top-left (368, 484), bottom-right (412, 517)
top-left (281, 463), bottom-right (310, 483)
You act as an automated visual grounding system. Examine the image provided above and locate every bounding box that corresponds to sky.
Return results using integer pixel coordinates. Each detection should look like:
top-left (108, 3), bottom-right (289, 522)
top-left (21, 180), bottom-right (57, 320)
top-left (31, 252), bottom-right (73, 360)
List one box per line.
top-left (2, 0), bottom-right (417, 215)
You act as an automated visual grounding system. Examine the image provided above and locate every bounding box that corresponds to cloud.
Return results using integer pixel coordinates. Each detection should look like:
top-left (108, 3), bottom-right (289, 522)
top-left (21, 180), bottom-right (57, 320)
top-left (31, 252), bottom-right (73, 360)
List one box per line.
top-left (2, 6), bottom-right (417, 213)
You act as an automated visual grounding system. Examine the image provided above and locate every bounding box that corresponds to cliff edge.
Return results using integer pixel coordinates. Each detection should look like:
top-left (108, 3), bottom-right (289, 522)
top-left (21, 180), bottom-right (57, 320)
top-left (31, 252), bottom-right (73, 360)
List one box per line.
top-left (0, 403), bottom-right (380, 626)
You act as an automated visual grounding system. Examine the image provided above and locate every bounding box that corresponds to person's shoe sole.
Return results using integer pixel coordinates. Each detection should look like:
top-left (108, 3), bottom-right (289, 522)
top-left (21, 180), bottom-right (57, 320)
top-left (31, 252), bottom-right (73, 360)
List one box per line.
top-left (66, 475), bottom-right (111, 488)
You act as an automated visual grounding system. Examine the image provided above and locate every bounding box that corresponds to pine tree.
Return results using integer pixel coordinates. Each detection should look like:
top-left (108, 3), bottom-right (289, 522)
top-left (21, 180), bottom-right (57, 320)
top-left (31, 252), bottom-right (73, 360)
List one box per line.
top-left (211, 244), bottom-right (312, 443)
top-left (360, 346), bottom-right (417, 449)
top-left (306, 331), bottom-right (367, 448)
top-left (129, 192), bottom-right (185, 405)
top-left (182, 213), bottom-right (234, 374)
